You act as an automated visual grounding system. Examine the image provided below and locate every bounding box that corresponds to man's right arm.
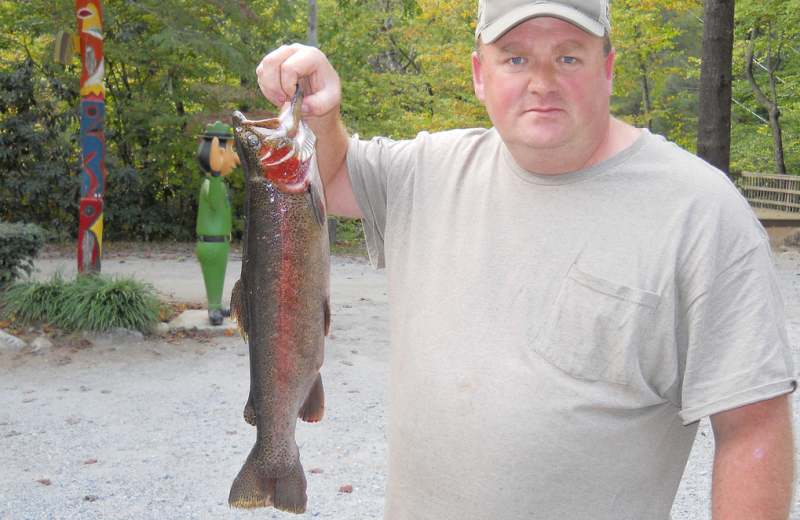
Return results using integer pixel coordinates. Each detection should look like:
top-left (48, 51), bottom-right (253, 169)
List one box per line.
top-left (256, 44), bottom-right (363, 218)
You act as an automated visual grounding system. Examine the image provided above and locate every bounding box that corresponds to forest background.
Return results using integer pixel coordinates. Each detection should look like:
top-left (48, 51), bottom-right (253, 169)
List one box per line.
top-left (1, 0), bottom-right (798, 242)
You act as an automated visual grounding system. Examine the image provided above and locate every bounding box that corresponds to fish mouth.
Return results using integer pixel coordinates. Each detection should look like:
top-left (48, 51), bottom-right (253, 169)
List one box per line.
top-left (233, 88), bottom-right (316, 194)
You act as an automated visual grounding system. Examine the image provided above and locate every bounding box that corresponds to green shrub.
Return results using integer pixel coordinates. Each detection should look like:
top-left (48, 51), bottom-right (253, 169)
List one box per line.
top-left (1, 273), bottom-right (161, 333)
top-left (0, 223), bottom-right (46, 284)
top-left (1, 271), bottom-right (67, 322)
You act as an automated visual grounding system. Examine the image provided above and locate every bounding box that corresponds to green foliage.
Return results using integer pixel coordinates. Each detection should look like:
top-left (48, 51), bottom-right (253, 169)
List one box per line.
top-left (730, 0), bottom-right (800, 174)
top-left (2, 270), bottom-right (68, 321)
top-left (610, 0), bottom-right (700, 149)
top-left (3, 0), bottom-right (800, 243)
top-left (2, 272), bottom-right (161, 333)
top-left (0, 222), bottom-right (46, 284)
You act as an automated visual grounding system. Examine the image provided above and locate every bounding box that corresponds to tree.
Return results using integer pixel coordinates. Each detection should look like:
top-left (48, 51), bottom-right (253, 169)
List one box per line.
top-left (735, 0), bottom-right (800, 174)
top-left (697, 0), bottom-right (736, 176)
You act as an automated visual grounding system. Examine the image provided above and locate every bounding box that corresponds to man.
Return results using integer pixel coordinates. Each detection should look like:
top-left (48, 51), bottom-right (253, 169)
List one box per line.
top-left (256, 0), bottom-right (796, 518)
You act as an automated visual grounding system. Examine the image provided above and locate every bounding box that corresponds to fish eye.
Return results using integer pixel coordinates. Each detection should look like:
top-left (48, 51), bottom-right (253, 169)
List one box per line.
top-left (247, 135), bottom-right (259, 148)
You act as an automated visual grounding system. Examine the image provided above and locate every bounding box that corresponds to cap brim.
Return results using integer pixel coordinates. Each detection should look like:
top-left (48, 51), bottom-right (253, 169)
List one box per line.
top-left (480, 4), bottom-right (606, 43)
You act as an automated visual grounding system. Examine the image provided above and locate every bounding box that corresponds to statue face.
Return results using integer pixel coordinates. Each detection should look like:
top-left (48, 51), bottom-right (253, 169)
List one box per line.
top-left (210, 138), bottom-right (241, 176)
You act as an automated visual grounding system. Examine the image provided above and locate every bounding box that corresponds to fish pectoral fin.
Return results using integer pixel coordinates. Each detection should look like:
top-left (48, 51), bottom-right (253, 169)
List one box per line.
top-left (243, 394), bottom-right (256, 426)
top-left (231, 278), bottom-right (248, 341)
top-left (298, 373), bottom-right (325, 423)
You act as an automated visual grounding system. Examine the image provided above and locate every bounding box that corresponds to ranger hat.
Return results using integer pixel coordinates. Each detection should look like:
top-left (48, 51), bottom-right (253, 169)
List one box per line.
top-left (197, 121), bottom-right (235, 140)
top-left (475, 0), bottom-right (611, 43)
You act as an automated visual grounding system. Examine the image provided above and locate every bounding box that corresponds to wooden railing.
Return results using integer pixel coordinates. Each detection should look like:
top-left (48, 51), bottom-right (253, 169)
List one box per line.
top-left (732, 172), bottom-right (800, 225)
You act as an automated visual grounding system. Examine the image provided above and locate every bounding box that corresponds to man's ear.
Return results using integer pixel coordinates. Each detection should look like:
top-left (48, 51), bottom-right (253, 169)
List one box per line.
top-left (472, 52), bottom-right (485, 103)
top-left (605, 47), bottom-right (615, 95)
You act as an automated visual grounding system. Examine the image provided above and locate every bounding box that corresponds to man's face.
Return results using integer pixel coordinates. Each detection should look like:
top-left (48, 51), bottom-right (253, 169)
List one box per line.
top-left (472, 16), bottom-right (614, 172)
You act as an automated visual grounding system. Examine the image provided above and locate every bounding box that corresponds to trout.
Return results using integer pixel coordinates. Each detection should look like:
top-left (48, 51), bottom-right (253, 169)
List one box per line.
top-left (228, 86), bottom-right (330, 514)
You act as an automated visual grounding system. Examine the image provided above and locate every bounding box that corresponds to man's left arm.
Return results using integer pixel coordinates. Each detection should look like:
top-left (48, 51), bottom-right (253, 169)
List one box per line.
top-left (710, 394), bottom-right (795, 519)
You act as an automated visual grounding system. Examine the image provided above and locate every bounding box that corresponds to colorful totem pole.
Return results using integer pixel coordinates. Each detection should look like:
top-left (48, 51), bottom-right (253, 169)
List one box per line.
top-left (55, 1), bottom-right (106, 273)
top-left (76, 0), bottom-right (106, 273)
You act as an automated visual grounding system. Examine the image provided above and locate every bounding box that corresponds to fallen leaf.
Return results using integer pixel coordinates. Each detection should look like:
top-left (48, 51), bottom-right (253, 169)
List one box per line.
top-left (66, 418), bottom-right (80, 425)
top-left (224, 329), bottom-right (235, 337)
top-left (23, 389), bottom-right (34, 394)
top-left (359, 297), bottom-right (372, 301)
top-left (84, 459), bottom-right (97, 464)
top-left (196, 350), bottom-right (205, 355)
top-left (0, 321), bottom-right (10, 327)
top-left (22, 398), bottom-right (36, 403)
top-left (84, 494), bottom-right (98, 501)
top-left (339, 485), bottom-right (353, 493)
top-left (5, 430), bottom-right (20, 437)
top-left (37, 479), bottom-right (51, 486)
top-left (101, 390), bottom-right (111, 394)
top-left (226, 430), bottom-right (237, 435)
top-left (340, 360), bottom-right (353, 366)
top-left (309, 468), bottom-right (324, 474)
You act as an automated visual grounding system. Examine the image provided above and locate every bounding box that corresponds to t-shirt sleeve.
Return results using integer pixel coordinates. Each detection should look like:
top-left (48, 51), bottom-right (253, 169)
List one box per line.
top-left (346, 134), bottom-right (418, 270)
top-left (678, 238), bottom-right (796, 424)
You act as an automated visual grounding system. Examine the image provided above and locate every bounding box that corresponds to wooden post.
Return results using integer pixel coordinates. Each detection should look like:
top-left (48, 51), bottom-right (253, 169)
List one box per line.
top-left (76, 0), bottom-right (106, 273)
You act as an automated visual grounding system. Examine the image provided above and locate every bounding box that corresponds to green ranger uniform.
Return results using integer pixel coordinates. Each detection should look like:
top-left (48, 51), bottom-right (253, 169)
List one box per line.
top-left (196, 174), bottom-right (231, 310)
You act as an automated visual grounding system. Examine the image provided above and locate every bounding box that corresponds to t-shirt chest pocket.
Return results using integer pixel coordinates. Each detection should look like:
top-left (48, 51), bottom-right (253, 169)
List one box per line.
top-left (533, 264), bottom-right (661, 385)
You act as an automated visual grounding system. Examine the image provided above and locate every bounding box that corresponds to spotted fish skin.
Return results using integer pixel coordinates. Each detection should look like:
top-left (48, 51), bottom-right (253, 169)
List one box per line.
top-left (228, 86), bottom-right (330, 514)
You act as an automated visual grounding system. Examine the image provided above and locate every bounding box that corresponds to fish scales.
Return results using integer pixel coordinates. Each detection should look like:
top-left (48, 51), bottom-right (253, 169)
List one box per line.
top-left (229, 86), bottom-right (330, 514)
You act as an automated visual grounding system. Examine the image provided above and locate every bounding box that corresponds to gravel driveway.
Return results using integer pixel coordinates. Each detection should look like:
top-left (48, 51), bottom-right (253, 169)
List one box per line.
top-left (1, 247), bottom-right (799, 520)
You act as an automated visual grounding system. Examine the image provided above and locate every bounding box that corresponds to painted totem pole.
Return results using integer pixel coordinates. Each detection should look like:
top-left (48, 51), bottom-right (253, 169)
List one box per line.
top-left (76, 0), bottom-right (106, 273)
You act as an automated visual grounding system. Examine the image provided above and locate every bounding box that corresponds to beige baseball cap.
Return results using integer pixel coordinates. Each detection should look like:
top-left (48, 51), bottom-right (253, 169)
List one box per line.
top-left (475, 0), bottom-right (611, 43)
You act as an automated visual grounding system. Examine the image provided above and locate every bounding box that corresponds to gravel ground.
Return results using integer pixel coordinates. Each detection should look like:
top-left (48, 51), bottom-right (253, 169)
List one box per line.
top-left (1, 248), bottom-right (799, 520)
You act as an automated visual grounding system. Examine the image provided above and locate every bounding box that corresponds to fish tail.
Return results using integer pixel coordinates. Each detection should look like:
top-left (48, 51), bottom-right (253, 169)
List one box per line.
top-left (230, 278), bottom-right (248, 341)
top-left (229, 452), bottom-right (307, 513)
top-left (298, 373), bottom-right (325, 423)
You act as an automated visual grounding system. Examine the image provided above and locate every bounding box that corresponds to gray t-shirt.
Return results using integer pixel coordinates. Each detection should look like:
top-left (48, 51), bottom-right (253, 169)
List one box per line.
top-left (346, 127), bottom-right (795, 520)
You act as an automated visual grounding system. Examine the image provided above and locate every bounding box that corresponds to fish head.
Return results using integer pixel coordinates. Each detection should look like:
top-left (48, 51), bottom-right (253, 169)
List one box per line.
top-left (232, 87), bottom-right (316, 194)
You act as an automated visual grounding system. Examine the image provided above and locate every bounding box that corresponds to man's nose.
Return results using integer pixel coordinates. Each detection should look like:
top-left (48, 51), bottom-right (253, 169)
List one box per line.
top-left (526, 63), bottom-right (558, 96)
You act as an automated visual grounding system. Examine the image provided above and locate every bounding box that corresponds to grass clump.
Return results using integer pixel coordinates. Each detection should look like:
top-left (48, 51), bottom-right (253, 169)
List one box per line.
top-left (2, 273), bottom-right (161, 333)
top-left (2, 271), bottom-right (69, 323)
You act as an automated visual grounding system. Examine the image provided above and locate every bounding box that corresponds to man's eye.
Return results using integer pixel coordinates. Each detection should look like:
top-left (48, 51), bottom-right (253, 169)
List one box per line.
top-left (561, 56), bottom-right (577, 65)
top-left (509, 57), bottom-right (524, 66)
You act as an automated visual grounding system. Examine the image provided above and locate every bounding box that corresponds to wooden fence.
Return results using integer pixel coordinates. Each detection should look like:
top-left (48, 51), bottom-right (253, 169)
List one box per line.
top-left (733, 172), bottom-right (800, 226)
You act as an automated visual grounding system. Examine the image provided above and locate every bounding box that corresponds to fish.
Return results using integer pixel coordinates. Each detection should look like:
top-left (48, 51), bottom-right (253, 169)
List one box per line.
top-left (228, 85), bottom-right (330, 514)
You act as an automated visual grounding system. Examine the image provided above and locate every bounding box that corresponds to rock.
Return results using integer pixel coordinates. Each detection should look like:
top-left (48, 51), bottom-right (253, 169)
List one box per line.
top-left (30, 337), bottom-right (53, 353)
top-left (148, 322), bottom-right (169, 335)
top-left (85, 327), bottom-right (145, 346)
top-left (0, 330), bottom-right (26, 352)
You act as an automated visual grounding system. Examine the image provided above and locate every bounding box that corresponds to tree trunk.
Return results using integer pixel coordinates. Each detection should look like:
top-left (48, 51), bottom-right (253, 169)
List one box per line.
top-left (307, 0), bottom-right (317, 47)
top-left (640, 63), bottom-right (652, 131)
top-left (744, 25), bottom-right (787, 174)
top-left (697, 0), bottom-right (735, 177)
top-left (769, 108), bottom-right (786, 173)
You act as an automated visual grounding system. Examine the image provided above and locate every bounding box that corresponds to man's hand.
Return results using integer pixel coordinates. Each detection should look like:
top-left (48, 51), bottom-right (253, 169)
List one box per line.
top-left (255, 44), bottom-right (362, 218)
top-left (710, 394), bottom-right (794, 520)
top-left (256, 43), bottom-right (342, 119)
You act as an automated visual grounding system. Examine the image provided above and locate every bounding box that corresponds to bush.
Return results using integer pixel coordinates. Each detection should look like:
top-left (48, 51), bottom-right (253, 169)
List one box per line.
top-left (2, 273), bottom-right (161, 333)
top-left (0, 223), bottom-right (46, 284)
